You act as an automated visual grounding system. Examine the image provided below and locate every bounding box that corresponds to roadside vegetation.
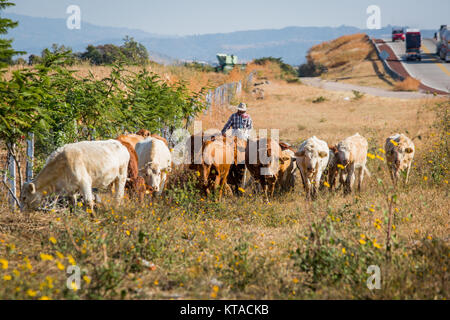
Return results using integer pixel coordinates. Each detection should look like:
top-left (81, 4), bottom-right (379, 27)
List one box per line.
top-left (394, 77), bottom-right (421, 92)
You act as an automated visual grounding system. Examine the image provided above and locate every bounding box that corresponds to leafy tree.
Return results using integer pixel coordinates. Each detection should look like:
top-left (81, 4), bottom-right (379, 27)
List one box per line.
top-left (79, 37), bottom-right (149, 65)
top-left (0, 0), bottom-right (24, 68)
top-left (121, 36), bottom-right (149, 64)
top-left (253, 57), bottom-right (298, 78)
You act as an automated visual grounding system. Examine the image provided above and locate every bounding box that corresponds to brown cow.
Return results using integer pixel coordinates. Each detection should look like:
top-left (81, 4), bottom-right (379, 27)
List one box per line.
top-left (245, 138), bottom-right (282, 202)
top-left (186, 133), bottom-right (234, 199)
top-left (200, 137), bottom-right (234, 200)
top-left (116, 138), bottom-right (150, 201)
top-left (116, 134), bottom-right (145, 149)
top-left (227, 137), bottom-right (247, 195)
top-left (136, 129), bottom-right (169, 147)
top-left (276, 148), bottom-right (297, 192)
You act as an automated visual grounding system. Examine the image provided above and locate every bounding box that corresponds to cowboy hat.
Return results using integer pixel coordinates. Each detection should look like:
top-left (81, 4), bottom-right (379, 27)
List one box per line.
top-left (237, 103), bottom-right (247, 112)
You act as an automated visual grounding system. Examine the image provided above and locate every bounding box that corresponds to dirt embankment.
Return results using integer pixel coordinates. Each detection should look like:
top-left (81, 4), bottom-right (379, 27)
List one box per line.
top-left (301, 33), bottom-right (396, 89)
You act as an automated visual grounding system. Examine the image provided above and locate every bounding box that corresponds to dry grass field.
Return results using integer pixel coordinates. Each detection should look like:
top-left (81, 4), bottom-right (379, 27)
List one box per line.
top-left (0, 62), bottom-right (449, 300)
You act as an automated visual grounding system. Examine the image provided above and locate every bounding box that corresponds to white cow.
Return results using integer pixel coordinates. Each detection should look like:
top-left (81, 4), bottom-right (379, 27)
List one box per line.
top-left (135, 137), bottom-right (172, 194)
top-left (333, 133), bottom-right (370, 195)
top-left (295, 136), bottom-right (329, 199)
top-left (20, 140), bottom-right (130, 213)
top-left (385, 133), bottom-right (415, 185)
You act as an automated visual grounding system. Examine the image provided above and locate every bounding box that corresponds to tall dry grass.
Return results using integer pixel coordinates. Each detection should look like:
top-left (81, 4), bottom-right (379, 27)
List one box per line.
top-left (394, 77), bottom-right (421, 92)
top-left (0, 76), bottom-right (448, 300)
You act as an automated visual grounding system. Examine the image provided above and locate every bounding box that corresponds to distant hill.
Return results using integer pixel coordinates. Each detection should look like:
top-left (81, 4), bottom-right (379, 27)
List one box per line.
top-left (4, 13), bottom-right (437, 65)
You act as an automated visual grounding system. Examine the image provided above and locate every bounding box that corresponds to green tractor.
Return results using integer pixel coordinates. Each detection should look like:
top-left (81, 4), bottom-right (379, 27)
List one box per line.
top-left (216, 53), bottom-right (246, 73)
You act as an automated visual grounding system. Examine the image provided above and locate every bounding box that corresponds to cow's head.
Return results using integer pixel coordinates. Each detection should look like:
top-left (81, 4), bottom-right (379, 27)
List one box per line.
top-left (279, 152), bottom-right (293, 173)
top-left (136, 129), bottom-right (151, 138)
top-left (389, 145), bottom-right (414, 171)
top-left (336, 144), bottom-right (351, 167)
top-left (141, 162), bottom-right (163, 192)
top-left (295, 147), bottom-right (328, 175)
top-left (20, 182), bottom-right (42, 211)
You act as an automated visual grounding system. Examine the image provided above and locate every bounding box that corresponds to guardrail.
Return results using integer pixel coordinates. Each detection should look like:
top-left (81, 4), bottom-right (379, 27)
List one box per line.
top-left (370, 39), bottom-right (405, 82)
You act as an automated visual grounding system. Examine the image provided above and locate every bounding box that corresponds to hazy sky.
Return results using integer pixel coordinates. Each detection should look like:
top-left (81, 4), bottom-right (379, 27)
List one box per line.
top-left (5, 0), bottom-right (449, 35)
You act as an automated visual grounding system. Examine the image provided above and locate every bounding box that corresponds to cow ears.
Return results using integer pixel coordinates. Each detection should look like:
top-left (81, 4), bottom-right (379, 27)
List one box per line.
top-left (405, 147), bottom-right (414, 154)
top-left (27, 183), bottom-right (36, 194)
top-left (319, 151), bottom-right (328, 158)
top-left (295, 150), bottom-right (305, 157)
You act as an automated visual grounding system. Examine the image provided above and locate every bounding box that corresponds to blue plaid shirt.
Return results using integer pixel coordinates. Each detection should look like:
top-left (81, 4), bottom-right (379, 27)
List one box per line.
top-left (221, 113), bottom-right (253, 135)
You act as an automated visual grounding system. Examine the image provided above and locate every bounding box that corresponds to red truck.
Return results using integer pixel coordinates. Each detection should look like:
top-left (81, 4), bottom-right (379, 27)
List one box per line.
top-left (392, 28), bottom-right (405, 42)
top-left (405, 29), bottom-right (422, 61)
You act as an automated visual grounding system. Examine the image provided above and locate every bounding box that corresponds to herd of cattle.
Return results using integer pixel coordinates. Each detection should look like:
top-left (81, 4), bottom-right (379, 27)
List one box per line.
top-left (19, 129), bottom-right (416, 213)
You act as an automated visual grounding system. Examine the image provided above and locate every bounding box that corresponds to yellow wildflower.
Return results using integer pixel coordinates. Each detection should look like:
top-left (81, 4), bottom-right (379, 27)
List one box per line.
top-left (3, 275), bottom-right (12, 281)
top-left (423, 176), bottom-right (428, 181)
top-left (49, 237), bottom-right (57, 244)
top-left (292, 278), bottom-right (299, 284)
top-left (376, 155), bottom-right (384, 161)
top-left (210, 292), bottom-right (217, 298)
top-left (238, 187), bottom-right (246, 193)
top-left (70, 281), bottom-right (78, 291)
top-left (367, 153), bottom-right (376, 159)
top-left (213, 285), bottom-right (219, 293)
top-left (67, 255), bottom-right (76, 266)
top-left (154, 280), bottom-right (159, 286)
top-left (40, 253), bottom-right (54, 261)
top-left (56, 261), bottom-right (65, 271)
top-left (373, 242), bottom-right (382, 249)
top-left (378, 148), bottom-right (385, 154)
top-left (27, 289), bottom-right (37, 297)
top-left (359, 239), bottom-right (366, 245)
top-left (0, 258), bottom-right (8, 270)
top-left (39, 296), bottom-right (51, 300)
top-left (83, 275), bottom-right (91, 284)
top-left (337, 164), bottom-right (345, 169)
top-left (342, 248), bottom-right (346, 254)
top-left (55, 251), bottom-right (64, 260)
top-left (323, 181), bottom-right (330, 188)
top-left (390, 139), bottom-right (398, 146)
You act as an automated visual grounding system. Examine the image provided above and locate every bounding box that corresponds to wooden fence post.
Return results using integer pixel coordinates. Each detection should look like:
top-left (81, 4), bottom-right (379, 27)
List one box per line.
top-left (7, 144), bottom-right (16, 209)
top-left (26, 133), bottom-right (34, 183)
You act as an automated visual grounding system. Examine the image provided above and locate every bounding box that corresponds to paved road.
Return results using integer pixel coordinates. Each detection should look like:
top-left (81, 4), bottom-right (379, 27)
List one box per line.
top-left (300, 77), bottom-right (437, 99)
top-left (384, 38), bottom-right (450, 93)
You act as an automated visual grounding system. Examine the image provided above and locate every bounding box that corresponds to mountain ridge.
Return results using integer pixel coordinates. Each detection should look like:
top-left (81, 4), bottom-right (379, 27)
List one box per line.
top-left (4, 13), bottom-right (436, 65)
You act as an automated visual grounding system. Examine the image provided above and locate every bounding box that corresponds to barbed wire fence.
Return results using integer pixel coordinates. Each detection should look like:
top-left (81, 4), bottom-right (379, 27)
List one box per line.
top-left (162, 72), bottom-right (254, 146)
